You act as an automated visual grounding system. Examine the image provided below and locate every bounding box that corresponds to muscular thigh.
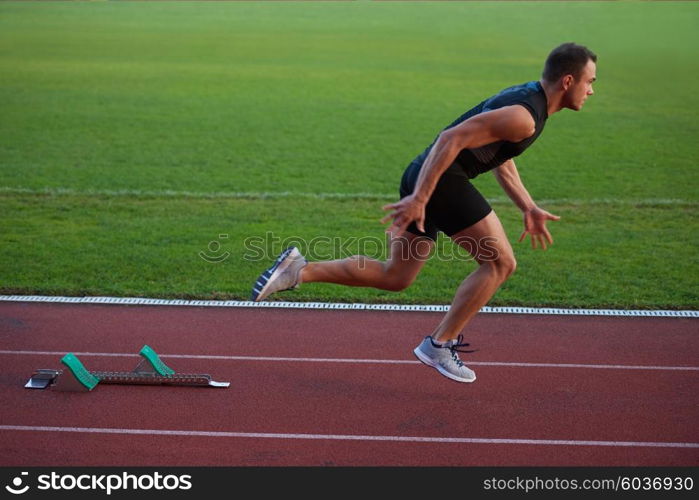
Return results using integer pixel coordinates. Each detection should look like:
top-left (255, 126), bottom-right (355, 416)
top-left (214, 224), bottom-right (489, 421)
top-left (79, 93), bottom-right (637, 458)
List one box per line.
top-left (426, 173), bottom-right (494, 238)
top-left (400, 162), bottom-right (492, 242)
top-left (449, 210), bottom-right (514, 264)
top-left (385, 231), bottom-right (434, 278)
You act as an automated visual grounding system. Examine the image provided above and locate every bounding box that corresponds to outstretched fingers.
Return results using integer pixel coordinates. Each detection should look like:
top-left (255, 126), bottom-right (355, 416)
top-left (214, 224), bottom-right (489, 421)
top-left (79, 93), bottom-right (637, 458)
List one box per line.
top-left (380, 211), bottom-right (398, 225)
top-left (543, 226), bottom-right (553, 245)
top-left (381, 200), bottom-right (425, 236)
top-left (519, 230), bottom-right (551, 250)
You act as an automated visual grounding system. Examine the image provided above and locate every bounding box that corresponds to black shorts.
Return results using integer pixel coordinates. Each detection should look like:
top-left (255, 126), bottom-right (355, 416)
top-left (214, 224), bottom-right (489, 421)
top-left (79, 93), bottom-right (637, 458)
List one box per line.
top-left (399, 161), bottom-right (492, 241)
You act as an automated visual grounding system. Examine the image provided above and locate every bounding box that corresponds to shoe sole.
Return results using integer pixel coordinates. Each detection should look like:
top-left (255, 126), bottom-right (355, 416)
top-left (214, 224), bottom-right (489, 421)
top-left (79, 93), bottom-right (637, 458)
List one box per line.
top-left (413, 346), bottom-right (476, 383)
top-left (251, 247), bottom-right (299, 302)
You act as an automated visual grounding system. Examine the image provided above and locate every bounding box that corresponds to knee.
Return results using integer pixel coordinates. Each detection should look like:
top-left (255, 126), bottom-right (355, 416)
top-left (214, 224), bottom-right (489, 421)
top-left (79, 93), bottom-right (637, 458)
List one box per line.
top-left (382, 275), bottom-right (415, 292)
top-left (497, 254), bottom-right (517, 280)
top-left (485, 253), bottom-right (517, 281)
top-left (381, 264), bottom-right (415, 292)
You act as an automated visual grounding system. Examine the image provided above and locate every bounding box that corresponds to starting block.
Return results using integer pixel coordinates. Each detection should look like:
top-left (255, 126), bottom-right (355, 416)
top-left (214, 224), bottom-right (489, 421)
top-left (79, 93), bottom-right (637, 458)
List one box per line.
top-left (25, 345), bottom-right (230, 391)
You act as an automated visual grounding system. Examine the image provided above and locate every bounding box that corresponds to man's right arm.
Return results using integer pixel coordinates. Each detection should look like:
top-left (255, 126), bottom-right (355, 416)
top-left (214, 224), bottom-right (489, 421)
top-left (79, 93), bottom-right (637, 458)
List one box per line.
top-left (382, 105), bottom-right (536, 236)
top-left (412, 105), bottom-right (536, 204)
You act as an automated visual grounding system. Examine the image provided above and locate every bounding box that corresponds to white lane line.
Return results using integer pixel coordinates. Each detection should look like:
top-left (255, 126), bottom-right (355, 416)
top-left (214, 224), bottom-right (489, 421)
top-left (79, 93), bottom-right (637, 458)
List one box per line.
top-left (0, 425), bottom-right (696, 449)
top-left (1, 295), bottom-right (697, 318)
top-left (1, 350), bottom-right (697, 372)
top-left (2, 186), bottom-right (696, 206)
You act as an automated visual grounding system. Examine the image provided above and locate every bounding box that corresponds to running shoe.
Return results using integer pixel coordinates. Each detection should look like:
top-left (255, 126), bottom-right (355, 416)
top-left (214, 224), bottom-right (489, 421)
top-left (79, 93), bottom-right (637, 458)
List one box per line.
top-left (251, 246), bottom-right (307, 302)
top-left (413, 334), bottom-right (476, 383)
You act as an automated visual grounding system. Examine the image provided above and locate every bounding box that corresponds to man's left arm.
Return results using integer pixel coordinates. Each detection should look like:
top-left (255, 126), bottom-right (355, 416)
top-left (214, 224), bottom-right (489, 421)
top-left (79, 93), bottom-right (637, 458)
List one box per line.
top-left (492, 159), bottom-right (561, 250)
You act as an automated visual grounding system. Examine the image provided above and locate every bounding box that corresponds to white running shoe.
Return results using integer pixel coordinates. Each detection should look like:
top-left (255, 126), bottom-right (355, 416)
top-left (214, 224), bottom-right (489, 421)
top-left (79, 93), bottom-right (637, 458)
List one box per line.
top-left (413, 334), bottom-right (477, 383)
top-left (251, 247), bottom-right (307, 302)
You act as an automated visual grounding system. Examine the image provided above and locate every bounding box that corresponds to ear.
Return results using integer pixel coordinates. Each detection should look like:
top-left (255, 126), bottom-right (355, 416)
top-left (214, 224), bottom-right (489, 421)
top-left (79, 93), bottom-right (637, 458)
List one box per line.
top-left (561, 74), bottom-right (575, 91)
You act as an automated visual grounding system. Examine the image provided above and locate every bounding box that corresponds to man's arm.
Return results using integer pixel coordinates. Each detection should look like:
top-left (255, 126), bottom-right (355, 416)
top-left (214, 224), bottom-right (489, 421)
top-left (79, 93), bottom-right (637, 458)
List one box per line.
top-left (492, 159), bottom-right (536, 212)
top-left (411, 106), bottom-right (535, 205)
top-left (492, 159), bottom-right (561, 250)
top-left (381, 105), bottom-right (535, 236)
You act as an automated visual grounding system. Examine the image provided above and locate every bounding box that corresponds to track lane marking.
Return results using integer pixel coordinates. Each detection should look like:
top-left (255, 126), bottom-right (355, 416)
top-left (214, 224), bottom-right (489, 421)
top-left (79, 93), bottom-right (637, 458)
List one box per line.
top-left (0, 425), bottom-right (697, 449)
top-left (1, 350), bottom-right (697, 372)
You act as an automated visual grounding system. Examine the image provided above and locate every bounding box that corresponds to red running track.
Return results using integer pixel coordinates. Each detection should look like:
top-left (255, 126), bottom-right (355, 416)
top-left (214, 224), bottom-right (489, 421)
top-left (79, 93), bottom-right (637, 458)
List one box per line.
top-left (0, 302), bottom-right (697, 466)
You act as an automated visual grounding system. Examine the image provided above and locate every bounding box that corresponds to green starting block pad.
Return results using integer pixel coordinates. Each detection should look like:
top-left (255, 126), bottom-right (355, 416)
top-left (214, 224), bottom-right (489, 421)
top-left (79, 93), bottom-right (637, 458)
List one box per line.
top-left (25, 345), bottom-right (230, 391)
top-left (137, 345), bottom-right (175, 376)
top-left (60, 353), bottom-right (101, 391)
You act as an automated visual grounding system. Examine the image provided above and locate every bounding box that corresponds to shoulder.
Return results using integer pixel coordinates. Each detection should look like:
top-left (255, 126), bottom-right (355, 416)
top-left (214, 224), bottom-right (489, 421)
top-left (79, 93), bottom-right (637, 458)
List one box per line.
top-left (481, 105), bottom-right (536, 143)
top-left (483, 81), bottom-right (542, 112)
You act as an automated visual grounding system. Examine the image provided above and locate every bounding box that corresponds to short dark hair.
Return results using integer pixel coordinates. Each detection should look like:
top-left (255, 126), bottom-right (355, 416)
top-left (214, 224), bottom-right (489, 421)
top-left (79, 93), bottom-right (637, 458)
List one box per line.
top-left (542, 43), bottom-right (597, 82)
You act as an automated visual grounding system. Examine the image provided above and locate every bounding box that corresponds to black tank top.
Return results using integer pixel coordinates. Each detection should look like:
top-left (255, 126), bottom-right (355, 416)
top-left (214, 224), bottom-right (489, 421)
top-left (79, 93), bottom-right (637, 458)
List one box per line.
top-left (413, 81), bottom-right (549, 179)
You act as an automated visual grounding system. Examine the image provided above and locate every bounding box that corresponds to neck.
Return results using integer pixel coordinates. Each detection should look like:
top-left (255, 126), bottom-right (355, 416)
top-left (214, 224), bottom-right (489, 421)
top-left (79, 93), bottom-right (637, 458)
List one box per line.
top-left (539, 79), bottom-right (565, 116)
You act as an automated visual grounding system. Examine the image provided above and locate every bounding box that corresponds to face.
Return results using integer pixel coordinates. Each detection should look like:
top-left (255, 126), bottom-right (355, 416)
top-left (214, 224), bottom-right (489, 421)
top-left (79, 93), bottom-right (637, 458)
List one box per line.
top-left (563, 59), bottom-right (596, 111)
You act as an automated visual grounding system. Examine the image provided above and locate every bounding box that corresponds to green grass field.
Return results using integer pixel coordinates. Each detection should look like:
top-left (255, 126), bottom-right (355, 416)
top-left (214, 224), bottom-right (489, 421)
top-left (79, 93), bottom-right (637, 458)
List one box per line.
top-left (1, 1), bottom-right (697, 309)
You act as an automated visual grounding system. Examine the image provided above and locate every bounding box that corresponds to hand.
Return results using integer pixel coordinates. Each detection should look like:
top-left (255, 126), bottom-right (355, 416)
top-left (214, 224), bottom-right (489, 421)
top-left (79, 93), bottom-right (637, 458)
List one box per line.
top-left (380, 194), bottom-right (426, 237)
top-left (519, 206), bottom-right (561, 250)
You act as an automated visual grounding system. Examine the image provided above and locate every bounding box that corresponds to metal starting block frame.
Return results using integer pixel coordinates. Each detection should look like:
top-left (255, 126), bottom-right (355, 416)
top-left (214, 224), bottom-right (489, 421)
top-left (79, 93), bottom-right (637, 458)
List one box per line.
top-left (25, 345), bottom-right (230, 391)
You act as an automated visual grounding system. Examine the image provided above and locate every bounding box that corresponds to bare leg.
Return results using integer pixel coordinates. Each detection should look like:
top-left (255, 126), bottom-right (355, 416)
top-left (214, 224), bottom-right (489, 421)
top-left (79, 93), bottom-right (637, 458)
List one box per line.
top-left (431, 211), bottom-right (516, 343)
top-left (300, 232), bottom-right (434, 292)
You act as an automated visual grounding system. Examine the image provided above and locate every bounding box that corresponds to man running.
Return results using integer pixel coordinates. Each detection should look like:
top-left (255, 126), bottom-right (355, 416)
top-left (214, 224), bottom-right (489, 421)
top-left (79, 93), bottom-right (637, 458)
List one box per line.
top-left (250, 43), bottom-right (597, 383)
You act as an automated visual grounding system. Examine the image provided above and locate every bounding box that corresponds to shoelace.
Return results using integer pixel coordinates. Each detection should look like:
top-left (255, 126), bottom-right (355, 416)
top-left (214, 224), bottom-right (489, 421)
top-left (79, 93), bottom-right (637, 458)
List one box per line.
top-left (448, 334), bottom-right (476, 367)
